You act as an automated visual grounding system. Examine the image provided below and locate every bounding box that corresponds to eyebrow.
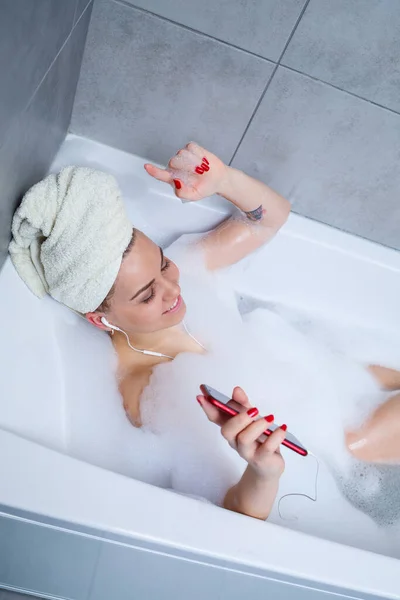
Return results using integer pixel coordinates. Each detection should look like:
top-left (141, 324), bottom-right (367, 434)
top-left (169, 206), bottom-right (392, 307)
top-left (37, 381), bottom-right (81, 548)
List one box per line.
top-left (129, 247), bottom-right (164, 301)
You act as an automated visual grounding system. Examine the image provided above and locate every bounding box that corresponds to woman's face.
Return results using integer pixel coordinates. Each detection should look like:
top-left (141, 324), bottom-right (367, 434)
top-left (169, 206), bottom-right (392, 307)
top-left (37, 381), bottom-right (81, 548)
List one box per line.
top-left (94, 231), bottom-right (185, 334)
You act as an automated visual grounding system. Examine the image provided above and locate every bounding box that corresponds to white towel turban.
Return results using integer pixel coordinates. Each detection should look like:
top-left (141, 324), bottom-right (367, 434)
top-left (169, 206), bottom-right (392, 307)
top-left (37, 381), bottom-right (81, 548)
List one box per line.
top-left (9, 166), bottom-right (133, 313)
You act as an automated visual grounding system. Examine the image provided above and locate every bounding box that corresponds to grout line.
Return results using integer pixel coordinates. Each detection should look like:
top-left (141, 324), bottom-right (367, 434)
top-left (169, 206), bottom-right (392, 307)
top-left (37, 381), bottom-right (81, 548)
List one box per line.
top-left (279, 62), bottom-right (400, 117)
top-left (228, 64), bottom-right (278, 166)
top-left (113, 0), bottom-right (400, 123)
top-left (228, 0), bottom-right (311, 165)
top-left (276, 0), bottom-right (311, 65)
top-left (112, 0), bottom-right (275, 65)
top-left (23, 0), bottom-right (93, 115)
top-left (73, 0), bottom-right (78, 27)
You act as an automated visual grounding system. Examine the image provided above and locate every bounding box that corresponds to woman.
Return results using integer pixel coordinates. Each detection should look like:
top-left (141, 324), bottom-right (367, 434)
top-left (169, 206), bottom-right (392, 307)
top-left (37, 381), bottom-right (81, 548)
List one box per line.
top-left (9, 142), bottom-right (400, 520)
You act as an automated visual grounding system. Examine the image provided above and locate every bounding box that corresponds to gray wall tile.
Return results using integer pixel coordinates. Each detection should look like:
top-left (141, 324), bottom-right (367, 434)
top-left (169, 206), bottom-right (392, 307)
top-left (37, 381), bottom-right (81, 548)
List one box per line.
top-left (232, 67), bottom-right (400, 250)
top-left (124, 0), bottom-right (307, 61)
top-left (0, 592), bottom-right (41, 600)
top-left (0, 5), bottom-right (93, 267)
top-left (0, 0), bottom-right (76, 137)
top-left (0, 516), bottom-right (100, 599)
top-left (70, 0), bottom-right (274, 164)
top-left (282, 0), bottom-right (400, 112)
top-left (75, 0), bottom-right (93, 25)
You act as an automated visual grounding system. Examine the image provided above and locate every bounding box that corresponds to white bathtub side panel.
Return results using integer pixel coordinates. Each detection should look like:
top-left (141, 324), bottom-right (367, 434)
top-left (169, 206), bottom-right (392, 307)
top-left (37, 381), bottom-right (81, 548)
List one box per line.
top-left (0, 514), bottom-right (387, 600)
top-left (0, 430), bottom-right (399, 599)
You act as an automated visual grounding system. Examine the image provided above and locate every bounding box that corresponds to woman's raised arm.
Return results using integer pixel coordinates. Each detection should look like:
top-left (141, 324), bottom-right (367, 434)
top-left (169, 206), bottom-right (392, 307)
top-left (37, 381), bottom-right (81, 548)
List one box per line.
top-left (145, 142), bottom-right (290, 269)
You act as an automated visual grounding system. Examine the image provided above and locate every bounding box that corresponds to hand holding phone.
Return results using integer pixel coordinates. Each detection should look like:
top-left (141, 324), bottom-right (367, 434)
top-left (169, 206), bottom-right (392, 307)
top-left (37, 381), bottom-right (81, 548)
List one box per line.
top-left (200, 384), bottom-right (308, 457)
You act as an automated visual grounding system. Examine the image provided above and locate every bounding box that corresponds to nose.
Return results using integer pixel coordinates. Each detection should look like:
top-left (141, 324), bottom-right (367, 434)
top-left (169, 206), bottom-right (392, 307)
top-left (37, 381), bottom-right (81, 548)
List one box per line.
top-left (162, 278), bottom-right (180, 302)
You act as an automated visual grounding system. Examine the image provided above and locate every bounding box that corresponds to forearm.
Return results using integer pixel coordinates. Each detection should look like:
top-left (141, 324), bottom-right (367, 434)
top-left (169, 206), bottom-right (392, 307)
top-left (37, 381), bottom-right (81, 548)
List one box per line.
top-left (218, 167), bottom-right (290, 228)
top-left (223, 465), bottom-right (280, 520)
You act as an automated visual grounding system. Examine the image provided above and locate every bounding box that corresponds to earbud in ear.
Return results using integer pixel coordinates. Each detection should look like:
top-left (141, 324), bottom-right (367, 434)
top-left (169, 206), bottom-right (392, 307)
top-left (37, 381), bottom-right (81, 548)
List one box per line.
top-left (101, 316), bottom-right (120, 331)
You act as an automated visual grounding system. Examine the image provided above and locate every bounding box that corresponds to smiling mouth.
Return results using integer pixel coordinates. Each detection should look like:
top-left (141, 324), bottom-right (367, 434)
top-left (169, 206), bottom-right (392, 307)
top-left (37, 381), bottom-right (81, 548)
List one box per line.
top-left (163, 295), bottom-right (182, 315)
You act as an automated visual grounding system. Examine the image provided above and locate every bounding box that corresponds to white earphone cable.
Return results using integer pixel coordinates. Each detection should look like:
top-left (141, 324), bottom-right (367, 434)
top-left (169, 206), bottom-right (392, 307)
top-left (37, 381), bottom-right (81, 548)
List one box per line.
top-left (182, 320), bottom-right (207, 351)
top-left (103, 317), bottom-right (206, 359)
top-left (278, 452), bottom-right (320, 521)
top-left (119, 328), bottom-right (174, 359)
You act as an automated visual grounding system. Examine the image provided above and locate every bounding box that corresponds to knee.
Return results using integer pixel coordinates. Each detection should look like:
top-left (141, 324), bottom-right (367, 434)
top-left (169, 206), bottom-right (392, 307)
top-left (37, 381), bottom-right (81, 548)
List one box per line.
top-left (345, 429), bottom-right (369, 461)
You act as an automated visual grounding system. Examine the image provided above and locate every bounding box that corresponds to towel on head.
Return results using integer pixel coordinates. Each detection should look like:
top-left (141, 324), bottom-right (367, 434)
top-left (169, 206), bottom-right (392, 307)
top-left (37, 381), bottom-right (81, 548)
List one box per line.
top-left (9, 166), bottom-right (133, 313)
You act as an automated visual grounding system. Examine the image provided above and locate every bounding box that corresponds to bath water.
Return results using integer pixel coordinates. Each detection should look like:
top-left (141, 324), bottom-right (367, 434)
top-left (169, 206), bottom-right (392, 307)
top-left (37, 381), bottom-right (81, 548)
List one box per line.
top-left (54, 234), bottom-right (400, 553)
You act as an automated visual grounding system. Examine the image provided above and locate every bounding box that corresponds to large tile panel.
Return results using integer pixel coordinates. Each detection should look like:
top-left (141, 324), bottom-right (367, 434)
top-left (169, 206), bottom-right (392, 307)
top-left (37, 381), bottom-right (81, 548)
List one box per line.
top-left (0, 0), bottom-right (76, 137)
top-left (123, 0), bottom-right (307, 61)
top-left (232, 67), bottom-right (400, 250)
top-left (0, 6), bottom-right (92, 266)
top-left (283, 0), bottom-right (400, 112)
top-left (0, 516), bottom-right (100, 599)
top-left (70, 0), bottom-right (274, 164)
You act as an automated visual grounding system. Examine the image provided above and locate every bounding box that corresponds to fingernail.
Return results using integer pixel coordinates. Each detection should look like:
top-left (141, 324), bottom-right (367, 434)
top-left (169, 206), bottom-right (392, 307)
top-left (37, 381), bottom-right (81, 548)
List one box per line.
top-left (280, 424), bottom-right (287, 431)
top-left (264, 414), bottom-right (274, 423)
top-left (173, 179), bottom-right (182, 189)
top-left (195, 166), bottom-right (204, 175)
top-left (247, 407), bottom-right (259, 418)
top-left (201, 163), bottom-right (210, 171)
top-left (203, 157), bottom-right (209, 166)
top-left (196, 396), bottom-right (203, 405)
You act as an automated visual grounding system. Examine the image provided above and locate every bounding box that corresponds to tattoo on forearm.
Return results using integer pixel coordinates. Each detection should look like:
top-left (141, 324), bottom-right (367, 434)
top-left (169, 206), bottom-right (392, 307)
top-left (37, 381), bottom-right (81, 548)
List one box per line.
top-left (245, 204), bottom-right (264, 222)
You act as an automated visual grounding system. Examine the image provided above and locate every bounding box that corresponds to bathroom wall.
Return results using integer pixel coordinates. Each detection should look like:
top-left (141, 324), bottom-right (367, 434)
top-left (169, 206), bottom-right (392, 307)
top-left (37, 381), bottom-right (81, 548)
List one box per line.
top-left (71, 0), bottom-right (400, 250)
top-left (0, 0), bottom-right (94, 269)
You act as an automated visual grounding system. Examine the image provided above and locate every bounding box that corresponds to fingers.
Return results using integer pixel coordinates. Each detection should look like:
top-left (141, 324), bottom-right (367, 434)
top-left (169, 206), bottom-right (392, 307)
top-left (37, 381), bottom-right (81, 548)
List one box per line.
top-left (196, 395), bottom-right (229, 427)
top-left (231, 386), bottom-right (252, 410)
top-left (235, 417), bottom-right (275, 460)
top-left (168, 149), bottom-right (198, 171)
top-left (185, 141), bottom-right (206, 158)
top-left (144, 163), bottom-right (173, 184)
top-left (220, 406), bottom-right (260, 448)
top-left (257, 426), bottom-right (287, 457)
top-left (169, 142), bottom-right (211, 176)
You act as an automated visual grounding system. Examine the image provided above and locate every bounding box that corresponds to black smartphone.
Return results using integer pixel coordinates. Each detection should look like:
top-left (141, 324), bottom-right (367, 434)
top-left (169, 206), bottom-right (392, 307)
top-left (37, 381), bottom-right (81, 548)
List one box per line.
top-left (201, 384), bottom-right (308, 457)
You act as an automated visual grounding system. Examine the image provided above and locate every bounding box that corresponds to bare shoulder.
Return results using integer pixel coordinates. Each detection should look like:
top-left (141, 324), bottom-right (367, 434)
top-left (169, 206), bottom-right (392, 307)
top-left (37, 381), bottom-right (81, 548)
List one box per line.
top-left (119, 365), bottom-right (152, 427)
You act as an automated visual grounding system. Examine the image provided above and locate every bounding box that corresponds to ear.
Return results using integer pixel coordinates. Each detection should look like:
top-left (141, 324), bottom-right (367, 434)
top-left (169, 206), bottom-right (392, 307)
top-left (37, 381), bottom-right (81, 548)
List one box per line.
top-left (85, 312), bottom-right (110, 331)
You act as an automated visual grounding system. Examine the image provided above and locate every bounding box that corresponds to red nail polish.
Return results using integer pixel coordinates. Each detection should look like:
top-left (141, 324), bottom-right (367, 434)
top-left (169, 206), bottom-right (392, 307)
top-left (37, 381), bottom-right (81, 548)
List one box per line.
top-left (203, 157), bottom-right (209, 166)
top-left (247, 407), bottom-right (259, 418)
top-left (173, 179), bottom-right (181, 189)
top-left (195, 166), bottom-right (204, 175)
top-left (201, 163), bottom-right (210, 171)
top-left (264, 414), bottom-right (274, 423)
top-left (196, 396), bottom-right (203, 405)
top-left (280, 424), bottom-right (287, 431)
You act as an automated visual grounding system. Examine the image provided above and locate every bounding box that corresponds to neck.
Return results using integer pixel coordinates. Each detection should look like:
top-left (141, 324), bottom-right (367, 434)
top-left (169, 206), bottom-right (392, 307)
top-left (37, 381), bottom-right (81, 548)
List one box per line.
top-left (127, 324), bottom-right (182, 350)
top-left (111, 322), bottom-right (198, 362)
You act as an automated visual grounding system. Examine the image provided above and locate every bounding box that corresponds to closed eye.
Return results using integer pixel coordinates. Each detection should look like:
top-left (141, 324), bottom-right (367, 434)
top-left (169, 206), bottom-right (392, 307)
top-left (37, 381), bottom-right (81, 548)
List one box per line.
top-left (142, 287), bottom-right (155, 304)
top-left (162, 259), bottom-right (171, 272)
top-left (141, 253), bottom-right (171, 304)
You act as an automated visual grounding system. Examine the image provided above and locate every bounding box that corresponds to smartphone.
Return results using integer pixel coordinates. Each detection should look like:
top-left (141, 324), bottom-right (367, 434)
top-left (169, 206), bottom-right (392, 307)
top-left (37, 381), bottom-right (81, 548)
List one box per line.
top-left (200, 384), bottom-right (308, 457)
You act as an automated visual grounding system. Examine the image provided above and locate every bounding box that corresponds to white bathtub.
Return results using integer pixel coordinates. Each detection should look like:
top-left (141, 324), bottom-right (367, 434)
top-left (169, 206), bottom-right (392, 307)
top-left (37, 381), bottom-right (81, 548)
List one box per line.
top-left (1, 134), bottom-right (400, 599)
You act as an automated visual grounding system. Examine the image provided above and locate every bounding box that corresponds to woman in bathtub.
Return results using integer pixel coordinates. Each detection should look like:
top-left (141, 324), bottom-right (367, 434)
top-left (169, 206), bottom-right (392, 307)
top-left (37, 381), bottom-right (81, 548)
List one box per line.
top-left (9, 142), bottom-right (400, 520)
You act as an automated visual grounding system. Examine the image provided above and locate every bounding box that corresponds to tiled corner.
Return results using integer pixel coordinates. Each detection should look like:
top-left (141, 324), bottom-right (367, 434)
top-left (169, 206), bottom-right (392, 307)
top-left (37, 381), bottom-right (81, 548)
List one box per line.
top-left (232, 66), bottom-right (400, 250)
top-left (122, 0), bottom-right (307, 61)
top-left (0, 0), bottom-right (76, 137)
top-left (0, 5), bottom-right (92, 265)
top-left (282, 0), bottom-right (400, 112)
top-left (70, 0), bottom-right (274, 165)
